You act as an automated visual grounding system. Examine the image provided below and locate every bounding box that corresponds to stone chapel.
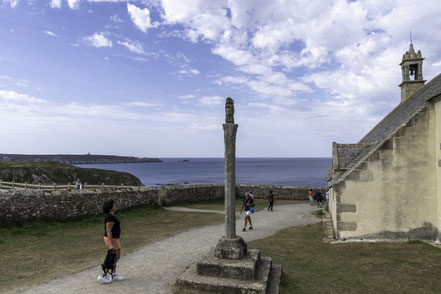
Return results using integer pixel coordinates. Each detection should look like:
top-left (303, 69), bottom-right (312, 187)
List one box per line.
top-left (328, 42), bottom-right (441, 241)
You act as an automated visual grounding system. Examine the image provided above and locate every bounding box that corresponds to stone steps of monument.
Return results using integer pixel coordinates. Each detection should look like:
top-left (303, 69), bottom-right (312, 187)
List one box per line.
top-left (197, 249), bottom-right (261, 280)
top-left (266, 264), bottom-right (282, 294)
top-left (177, 256), bottom-right (274, 294)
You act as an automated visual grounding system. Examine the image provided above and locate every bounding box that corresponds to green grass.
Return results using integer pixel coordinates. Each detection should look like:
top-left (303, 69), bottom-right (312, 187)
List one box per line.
top-left (0, 206), bottom-right (224, 292)
top-left (248, 222), bottom-right (441, 294)
top-left (5, 199), bottom-right (441, 293)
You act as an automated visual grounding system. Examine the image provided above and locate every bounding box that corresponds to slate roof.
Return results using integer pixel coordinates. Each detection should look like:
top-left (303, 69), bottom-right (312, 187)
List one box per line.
top-left (336, 143), bottom-right (375, 170)
top-left (330, 73), bottom-right (441, 186)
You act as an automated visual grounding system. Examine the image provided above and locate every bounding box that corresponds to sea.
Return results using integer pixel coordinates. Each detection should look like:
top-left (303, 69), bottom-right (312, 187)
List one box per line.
top-left (77, 158), bottom-right (331, 188)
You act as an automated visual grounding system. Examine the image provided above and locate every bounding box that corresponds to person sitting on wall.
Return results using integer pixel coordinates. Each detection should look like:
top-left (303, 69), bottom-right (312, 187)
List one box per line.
top-left (240, 192), bottom-right (255, 232)
top-left (74, 178), bottom-right (81, 189)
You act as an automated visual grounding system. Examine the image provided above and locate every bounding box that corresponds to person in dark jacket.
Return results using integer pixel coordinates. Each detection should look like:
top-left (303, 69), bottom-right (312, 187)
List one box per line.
top-left (268, 190), bottom-right (274, 211)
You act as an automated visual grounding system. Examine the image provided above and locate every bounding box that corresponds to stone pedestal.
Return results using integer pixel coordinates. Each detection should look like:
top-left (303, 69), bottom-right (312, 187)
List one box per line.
top-left (176, 249), bottom-right (282, 294)
top-left (214, 236), bottom-right (247, 260)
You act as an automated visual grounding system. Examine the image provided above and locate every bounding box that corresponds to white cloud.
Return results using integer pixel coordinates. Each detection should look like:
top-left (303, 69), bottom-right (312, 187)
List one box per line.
top-left (88, 0), bottom-right (129, 2)
top-left (433, 61), bottom-right (441, 68)
top-left (49, 0), bottom-right (61, 8)
top-left (117, 40), bottom-right (144, 54)
top-left (2, 0), bottom-right (19, 7)
top-left (82, 33), bottom-right (113, 48)
top-left (2, 0), bottom-right (18, 8)
top-left (124, 101), bottom-right (158, 107)
top-left (177, 68), bottom-right (200, 75)
top-left (177, 95), bottom-right (195, 99)
top-left (0, 90), bottom-right (45, 104)
top-left (127, 3), bottom-right (157, 33)
top-left (198, 96), bottom-right (223, 106)
top-left (249, 102), bottom-right (283, 113)
top-left (45, 31), bottom-right (57, 37)
top-left (67, 0), bottom-right (80, 9)
top-left (110, 14), bottom-right (124, 23)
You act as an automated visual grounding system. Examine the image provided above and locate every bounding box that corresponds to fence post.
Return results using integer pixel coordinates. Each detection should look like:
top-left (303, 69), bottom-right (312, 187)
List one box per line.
top-left (25, 182), bottom-right (27, 190)
top-left (102, 183), bottom-right (104, 189)
top-left (39, 183), bottom-right (41, 190)
top-left (121, 183), bottom-right (124, 188)
top-left (53, 183), bottom-right (55, 190)
top-left (68, 183), bottom-right (70, 190)
top-left (12, 181), bottom-right (14, 189)
top-left (0, 180), bottom-right (2, 189)
top-left (85, 183), bottom-right (88, 189)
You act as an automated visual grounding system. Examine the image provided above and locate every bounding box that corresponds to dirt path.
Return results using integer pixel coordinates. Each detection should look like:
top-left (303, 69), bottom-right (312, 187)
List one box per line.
top-left (10, 204), bottom-right (320, 294)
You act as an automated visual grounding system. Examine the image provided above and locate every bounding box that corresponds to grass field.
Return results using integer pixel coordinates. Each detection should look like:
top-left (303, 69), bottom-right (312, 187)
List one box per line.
top-left (248, 222), bottom-right (441, 294)
top-left (4, 199), bottom-right (441, 293)
top-left (1, 206), bottom-right (224, 292)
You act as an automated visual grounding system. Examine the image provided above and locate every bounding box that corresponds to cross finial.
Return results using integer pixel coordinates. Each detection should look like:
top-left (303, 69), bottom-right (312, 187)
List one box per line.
top-left (410, 30), bottom-right (413, 45)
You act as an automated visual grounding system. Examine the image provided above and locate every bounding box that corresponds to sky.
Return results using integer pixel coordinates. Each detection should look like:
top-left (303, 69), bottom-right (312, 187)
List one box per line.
top-left (1, 0), bottom-right (441, 158)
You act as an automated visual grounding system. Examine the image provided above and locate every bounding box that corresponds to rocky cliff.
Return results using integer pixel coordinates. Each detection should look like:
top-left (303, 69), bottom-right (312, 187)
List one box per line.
top-left (0, 161), bottom-right (142, 185)
top-left (0, 154), bottom-right (162, 164)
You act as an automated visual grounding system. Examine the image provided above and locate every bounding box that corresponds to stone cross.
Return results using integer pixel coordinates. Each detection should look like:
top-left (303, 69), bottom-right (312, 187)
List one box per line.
top-left (223, 97), bottom-right (238, 238)
top-left (215, 97), bottom-right (247, 259)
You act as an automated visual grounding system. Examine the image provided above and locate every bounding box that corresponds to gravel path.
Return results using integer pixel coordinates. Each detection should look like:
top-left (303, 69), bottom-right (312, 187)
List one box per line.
top-left (10, 204), bottom-right (320, 294)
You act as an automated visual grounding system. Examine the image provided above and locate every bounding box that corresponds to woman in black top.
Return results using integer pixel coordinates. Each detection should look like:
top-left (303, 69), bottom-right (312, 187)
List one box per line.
top-left (98, 199), bottom-right (124, 283)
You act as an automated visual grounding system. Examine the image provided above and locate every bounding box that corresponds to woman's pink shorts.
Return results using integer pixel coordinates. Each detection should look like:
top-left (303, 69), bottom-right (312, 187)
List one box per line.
top-left (104, 237), bottom-right (121, 250)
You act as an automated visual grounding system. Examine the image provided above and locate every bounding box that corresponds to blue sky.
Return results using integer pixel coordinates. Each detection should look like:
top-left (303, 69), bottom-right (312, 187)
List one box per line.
top-left (1, 0), bottom-right (441, 158)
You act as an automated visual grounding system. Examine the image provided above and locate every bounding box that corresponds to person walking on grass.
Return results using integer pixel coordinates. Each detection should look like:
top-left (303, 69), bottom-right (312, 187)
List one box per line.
top-left (98, 199), bottom-right (124, 284)
top-left (240, 192), bottom-right (255, 232)
top-left (268, 190), bottom-right (274, 211)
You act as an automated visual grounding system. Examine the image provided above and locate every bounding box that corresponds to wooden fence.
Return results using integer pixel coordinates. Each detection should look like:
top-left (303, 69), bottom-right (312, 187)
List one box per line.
top-left (0, 180), bottom-right (134, 191)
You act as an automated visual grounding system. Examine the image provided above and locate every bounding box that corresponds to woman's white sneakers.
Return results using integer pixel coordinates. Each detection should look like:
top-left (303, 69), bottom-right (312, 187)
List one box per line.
top-left (97, 273), bottom-right (112, 284)
top-left (97, 272), bottom-right (124, 284)
top-left (112, 273), bottom-right (124, 281)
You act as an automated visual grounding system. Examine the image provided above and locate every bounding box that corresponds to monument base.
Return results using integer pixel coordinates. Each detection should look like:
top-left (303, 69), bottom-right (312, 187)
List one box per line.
top-left (176, 248), bottom-right (282, 294)
top-left (214, 236), bottom-right (247, 259)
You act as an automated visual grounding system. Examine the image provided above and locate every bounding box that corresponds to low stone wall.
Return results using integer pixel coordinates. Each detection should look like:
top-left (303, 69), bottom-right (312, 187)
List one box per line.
top-left (0, 187), bottom-right (160, 224)
top-left (159, 184), bottom-right (225, 206)
top-left (236, 184), bottom-right (327, 200)
top-left (0, 184), bottom-right (326, 224)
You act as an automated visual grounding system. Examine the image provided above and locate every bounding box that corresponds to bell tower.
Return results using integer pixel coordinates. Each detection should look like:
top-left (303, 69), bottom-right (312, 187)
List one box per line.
top-left (399, 38), bottom-right (425, 102)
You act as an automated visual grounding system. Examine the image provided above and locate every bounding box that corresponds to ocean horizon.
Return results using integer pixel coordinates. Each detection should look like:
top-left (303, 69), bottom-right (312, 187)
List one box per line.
top-left (77, 157), bottom-right (331, 188)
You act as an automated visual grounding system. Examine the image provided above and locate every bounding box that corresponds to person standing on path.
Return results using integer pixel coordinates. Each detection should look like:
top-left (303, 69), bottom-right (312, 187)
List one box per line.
top-left (308, 189), bottom-right (313, 205)
top-left (267, 190), bottom-right (274, 211)
top-left (240, 192), bottom-right (254, 232)
top-left (98, 200), bottom-right (124, 284)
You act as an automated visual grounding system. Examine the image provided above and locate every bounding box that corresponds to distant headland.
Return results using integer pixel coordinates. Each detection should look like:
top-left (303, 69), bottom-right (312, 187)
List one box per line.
top-left (0, 153), bottom-right (162, 164)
